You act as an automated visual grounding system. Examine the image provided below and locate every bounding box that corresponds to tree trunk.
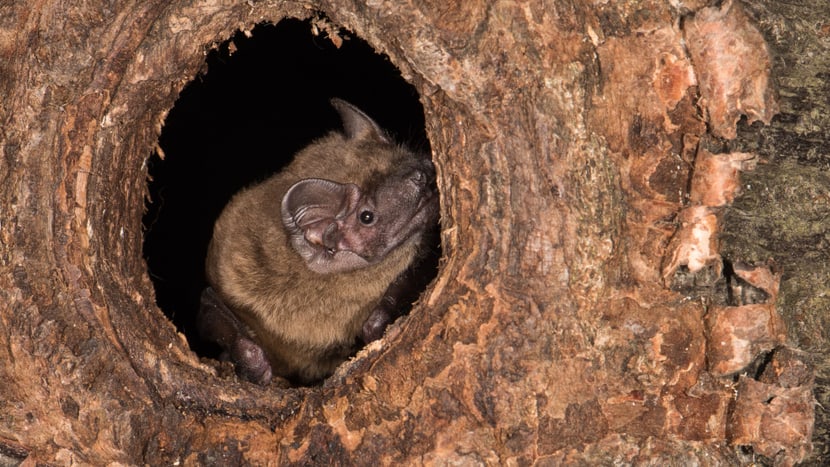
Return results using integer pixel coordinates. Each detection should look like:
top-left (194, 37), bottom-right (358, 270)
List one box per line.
top-left (0, 0), bottom-right (826, 465)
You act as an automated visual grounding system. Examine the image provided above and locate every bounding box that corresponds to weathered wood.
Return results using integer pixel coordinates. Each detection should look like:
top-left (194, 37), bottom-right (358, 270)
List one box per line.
top-left (0, 0), bottom-right (826, 464)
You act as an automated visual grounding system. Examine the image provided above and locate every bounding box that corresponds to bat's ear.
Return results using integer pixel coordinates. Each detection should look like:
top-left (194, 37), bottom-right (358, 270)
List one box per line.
top-left (281, 178), bottom-right (360, 245)
top-left (330, 98), bottom-right (390, 144)
top-left (281, 178), bottom-right (360, 229)
top-left (281, 178), bottom-right (369, 274)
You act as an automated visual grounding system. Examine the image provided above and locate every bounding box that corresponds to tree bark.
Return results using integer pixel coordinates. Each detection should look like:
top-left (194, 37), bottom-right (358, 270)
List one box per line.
top-left (0, 0), bottom-right (826, 465)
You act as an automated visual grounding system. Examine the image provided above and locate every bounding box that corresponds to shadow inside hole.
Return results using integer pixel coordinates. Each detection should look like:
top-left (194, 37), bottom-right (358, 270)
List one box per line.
top-left (143, 18), bottom-right (437, 358)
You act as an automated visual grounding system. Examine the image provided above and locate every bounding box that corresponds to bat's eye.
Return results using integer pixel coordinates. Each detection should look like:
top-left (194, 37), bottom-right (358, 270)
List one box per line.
top-left (359, 210), bottom-right (375, 225)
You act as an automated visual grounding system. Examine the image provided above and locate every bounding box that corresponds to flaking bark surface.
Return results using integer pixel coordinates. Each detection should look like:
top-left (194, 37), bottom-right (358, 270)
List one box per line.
top-left (0, 0), bottom-right (827, 465)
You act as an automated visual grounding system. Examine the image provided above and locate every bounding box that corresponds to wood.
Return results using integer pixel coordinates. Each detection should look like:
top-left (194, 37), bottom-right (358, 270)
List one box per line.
top-left (0, 0), bottom-right (826, 464)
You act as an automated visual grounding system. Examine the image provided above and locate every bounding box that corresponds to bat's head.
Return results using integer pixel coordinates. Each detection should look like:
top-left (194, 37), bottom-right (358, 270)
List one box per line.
top-left (281, 156), bottom-right (437, 274)
top-left (281, 99), bottom-right (438, 274)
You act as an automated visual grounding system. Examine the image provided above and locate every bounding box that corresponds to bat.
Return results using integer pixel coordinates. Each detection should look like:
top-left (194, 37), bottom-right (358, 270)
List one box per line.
top-left (197, 98), bottom-right (439, 385)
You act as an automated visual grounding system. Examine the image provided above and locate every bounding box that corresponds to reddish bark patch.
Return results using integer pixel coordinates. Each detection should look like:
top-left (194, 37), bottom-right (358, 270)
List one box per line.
top-left (729, 371), bottom-right (814, 465)
top-left (706, 303), bottom-right (786, 376)
top-left (684, 0), bottom-right (779, 140)
top-left (662, 149), bottom-right (757, 282)
top-left (539, 399), bottom-right (610, 453)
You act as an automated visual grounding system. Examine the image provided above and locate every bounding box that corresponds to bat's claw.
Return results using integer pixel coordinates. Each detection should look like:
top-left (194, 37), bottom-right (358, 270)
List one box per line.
top-left (231, 337), bottom-right (273, 385)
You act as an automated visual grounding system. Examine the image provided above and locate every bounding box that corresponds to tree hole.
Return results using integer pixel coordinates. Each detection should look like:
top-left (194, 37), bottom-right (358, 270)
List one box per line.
top-left (142, 18), bottom-right (439, 377)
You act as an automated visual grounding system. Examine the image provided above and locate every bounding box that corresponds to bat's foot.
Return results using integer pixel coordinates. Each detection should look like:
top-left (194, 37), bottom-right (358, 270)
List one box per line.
top-left (197, 287), bottom-right (273, 385)
top-left (231, 337), bottom-right (273, 385)
top-left (362, 306), bottom-right (392, 343)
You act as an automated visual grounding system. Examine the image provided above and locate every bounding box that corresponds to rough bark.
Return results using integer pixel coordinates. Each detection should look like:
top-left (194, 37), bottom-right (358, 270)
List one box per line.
top-left (0, 0), bottom-right (826, 465)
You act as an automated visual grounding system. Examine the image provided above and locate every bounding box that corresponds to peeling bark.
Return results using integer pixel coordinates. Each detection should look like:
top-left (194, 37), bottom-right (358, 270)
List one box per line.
top-left (0, 0), bottom-right (826, 465)
top-left (685, 0), bottom-right (779, 140)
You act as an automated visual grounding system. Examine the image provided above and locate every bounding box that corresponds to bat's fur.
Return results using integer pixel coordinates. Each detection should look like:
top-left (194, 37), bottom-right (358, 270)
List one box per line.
top-left (201, 99), bottom-right (438, 384)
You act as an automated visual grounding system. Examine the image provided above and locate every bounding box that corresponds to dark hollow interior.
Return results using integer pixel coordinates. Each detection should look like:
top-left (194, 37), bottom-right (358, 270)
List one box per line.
top-left (143, 18), bottom-right (436, 356)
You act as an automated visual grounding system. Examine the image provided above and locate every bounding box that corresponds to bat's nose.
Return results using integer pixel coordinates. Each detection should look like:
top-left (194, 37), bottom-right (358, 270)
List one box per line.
top-left (409, 162), bottom-right (435, 190)
top-left (322, 222), bottom-right (340, 252)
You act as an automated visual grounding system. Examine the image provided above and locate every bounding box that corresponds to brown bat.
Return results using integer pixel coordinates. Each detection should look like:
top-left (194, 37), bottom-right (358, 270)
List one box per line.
top-left (197, 98), bottom-right (439, 385)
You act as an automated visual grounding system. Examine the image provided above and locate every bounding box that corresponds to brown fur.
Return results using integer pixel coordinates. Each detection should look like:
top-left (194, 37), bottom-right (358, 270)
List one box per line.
top-left (205, 106), bottom-right (433, 383)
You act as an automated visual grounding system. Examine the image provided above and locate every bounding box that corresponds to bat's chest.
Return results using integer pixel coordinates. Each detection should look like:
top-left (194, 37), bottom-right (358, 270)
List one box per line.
top-left (272, 284), bottom-right (379, 346)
